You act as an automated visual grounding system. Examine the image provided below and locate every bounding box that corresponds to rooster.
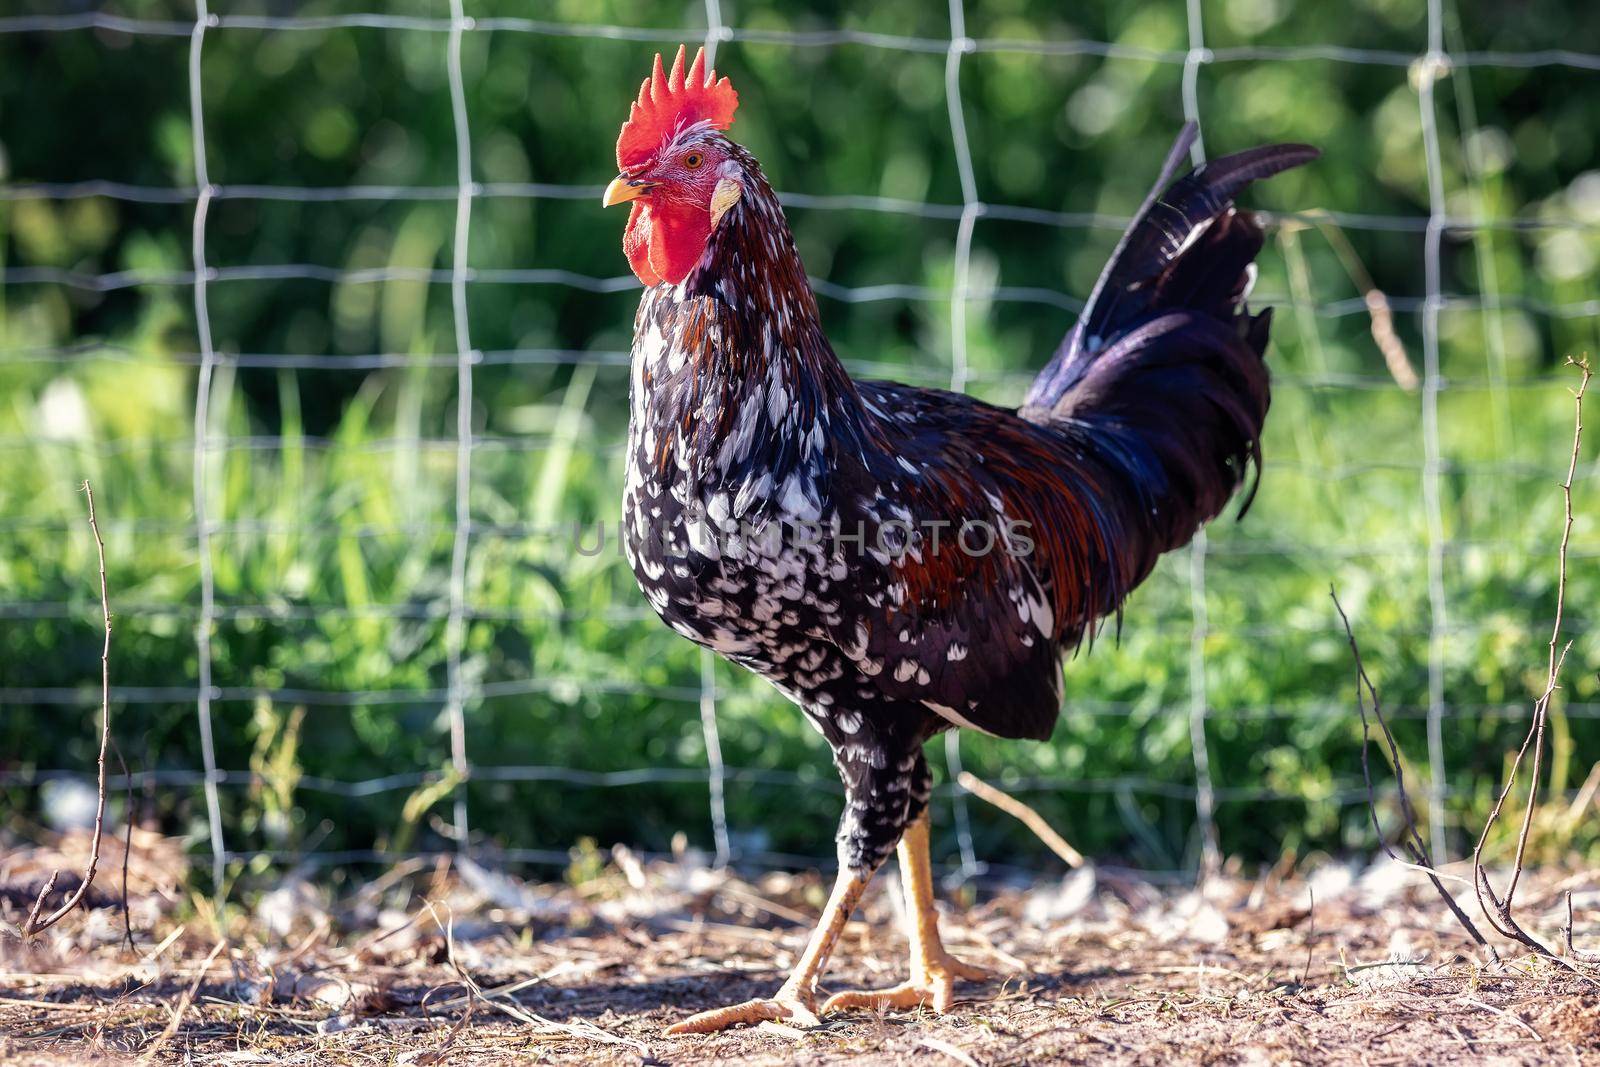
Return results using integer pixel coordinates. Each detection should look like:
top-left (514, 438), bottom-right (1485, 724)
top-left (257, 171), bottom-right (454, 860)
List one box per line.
top-left (603, 47), bottom-right (1317, 1034)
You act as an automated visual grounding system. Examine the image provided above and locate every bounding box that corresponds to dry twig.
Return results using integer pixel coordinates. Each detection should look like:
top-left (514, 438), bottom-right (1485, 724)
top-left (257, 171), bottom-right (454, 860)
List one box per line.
top-left (422, 900), bottom-right (646, 1052)
top-left (21, 481), bottom-right (114, 939)
top-left (1472, 357), bottom-right (1591, 969)
top-left (410, 982), bottom-right (475, 1065)
top-left (112, 739), bottom-right (136, 953)
top-left (917, 1035), bottom-right (983, 1067)
top-left (956, 771), bottom-right (1084, 868)
top-left (1458, 996), bottom-right (1544, 1043)
top-left (1562, 893), bottom-right (1600, 964)
top-left (1329, 587), bottom-right (1494, 957)
top-left (1292, 212), bottom-right (1420, 391)
top-left (1300, 887), bottom-right (1316, 986)
top-left (136, 938), bottom-right (227, 1063)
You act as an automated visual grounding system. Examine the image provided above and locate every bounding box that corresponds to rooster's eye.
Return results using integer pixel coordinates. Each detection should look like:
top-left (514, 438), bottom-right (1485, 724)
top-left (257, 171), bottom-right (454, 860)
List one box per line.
top-left (684, 152), bottom-right (704, 170)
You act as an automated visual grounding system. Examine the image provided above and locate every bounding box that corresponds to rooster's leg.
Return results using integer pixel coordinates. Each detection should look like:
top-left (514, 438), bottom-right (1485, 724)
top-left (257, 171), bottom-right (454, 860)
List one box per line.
top-left (665, 709), bottom-right (934, 1035)
top-left (663, 865), bottom-right (870, 1034)
top-left (822, 804), bottom-right (990, 1015)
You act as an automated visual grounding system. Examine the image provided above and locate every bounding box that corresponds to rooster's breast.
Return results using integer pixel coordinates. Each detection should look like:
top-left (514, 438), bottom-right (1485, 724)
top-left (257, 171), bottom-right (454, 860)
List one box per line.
top-left (620, 293), bottom-right (858, 683)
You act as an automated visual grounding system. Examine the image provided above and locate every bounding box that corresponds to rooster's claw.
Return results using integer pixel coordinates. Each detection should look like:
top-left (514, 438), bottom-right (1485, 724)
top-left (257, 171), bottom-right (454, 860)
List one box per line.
top-left (822, 953), bottom-right (990, 1015)
top-left (664, 994), bottom-right (821, 1035)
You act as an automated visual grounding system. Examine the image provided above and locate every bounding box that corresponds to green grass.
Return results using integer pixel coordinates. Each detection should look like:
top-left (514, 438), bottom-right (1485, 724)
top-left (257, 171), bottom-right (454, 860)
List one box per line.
top-left (2, 285), bottom-right (1595, 878)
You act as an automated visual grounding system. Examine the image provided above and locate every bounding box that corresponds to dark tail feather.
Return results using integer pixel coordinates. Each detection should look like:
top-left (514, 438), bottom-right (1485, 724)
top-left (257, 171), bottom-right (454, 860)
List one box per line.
top-left (1023, 122), bottom-right (1318, 412)
top-left (1018, 125), bottom-right (1316, 604)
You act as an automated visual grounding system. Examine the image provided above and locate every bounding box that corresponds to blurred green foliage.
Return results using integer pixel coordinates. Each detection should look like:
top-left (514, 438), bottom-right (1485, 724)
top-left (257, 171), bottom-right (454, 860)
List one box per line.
top-left (1, 0), bottom-right (1598, 880)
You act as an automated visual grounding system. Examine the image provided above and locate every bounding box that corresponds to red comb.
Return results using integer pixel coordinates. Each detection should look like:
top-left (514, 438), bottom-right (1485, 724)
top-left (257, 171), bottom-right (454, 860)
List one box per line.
top-left (616, 45), bottom-right (739, 169)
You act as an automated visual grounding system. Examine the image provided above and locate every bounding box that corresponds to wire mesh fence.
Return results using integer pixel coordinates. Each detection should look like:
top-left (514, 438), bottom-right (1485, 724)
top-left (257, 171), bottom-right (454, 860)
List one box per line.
top-left (1, 1), bottom-right (1597, 888)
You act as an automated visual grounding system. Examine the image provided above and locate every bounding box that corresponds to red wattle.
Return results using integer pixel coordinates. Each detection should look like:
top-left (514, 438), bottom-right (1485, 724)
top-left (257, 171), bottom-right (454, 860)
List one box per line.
top-left (623, 202), bottom-right (662, 287)
top-left (623, 200), bottom-right (713, 287)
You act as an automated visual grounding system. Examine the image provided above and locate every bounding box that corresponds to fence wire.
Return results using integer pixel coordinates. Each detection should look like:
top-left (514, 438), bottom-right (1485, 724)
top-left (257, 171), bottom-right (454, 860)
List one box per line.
top-left (943, 0), bottom-right (982, 882)
top-left (2, 4), bottom-right (1597, 882)
top-left (1179, 0), bottom-right (1222, 881)
top-left (185, 0), bottom-right (226, 891)
top-left (698, 0), bottom-right (732, 871)
top-left (444, 0), bottom-right (476, 852)
top-left (1417, 0), bottom-right (1453, 867)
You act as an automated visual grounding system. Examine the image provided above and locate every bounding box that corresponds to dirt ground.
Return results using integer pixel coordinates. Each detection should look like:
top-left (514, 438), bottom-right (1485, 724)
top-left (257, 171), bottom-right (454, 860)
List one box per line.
top-left (2, 831), bottom-right (1599, 1065)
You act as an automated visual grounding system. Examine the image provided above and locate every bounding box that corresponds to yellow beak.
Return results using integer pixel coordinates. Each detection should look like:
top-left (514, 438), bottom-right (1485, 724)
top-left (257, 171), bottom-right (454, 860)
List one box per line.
top-left (603, 175), bottom-right (652, 207)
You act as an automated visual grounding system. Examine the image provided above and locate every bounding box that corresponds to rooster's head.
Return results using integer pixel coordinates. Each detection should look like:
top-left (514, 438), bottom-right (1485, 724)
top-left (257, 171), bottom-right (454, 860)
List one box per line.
top-left (603, 46), bottom-right (742, 287)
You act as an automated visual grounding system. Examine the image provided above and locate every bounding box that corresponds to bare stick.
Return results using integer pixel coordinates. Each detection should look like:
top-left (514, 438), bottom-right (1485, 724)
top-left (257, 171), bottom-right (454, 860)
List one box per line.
top-left (1330, 587), bottom-right (1494, 956)
top-left (1472, 357), bottom-right (1591, 968)
top-left (413, 981), bottom-right (475, 1065)
top-left (422, 901), bottom-right (645, 1050)
top-left (1459, 996), bottom-right (1545, 1043)
top-left (112, 739), bottom-right (136, 953)
top-left (23, 481), bottom-right (114, 939)
top-left (1564, 761), bottom-right (1600, 830)
top-left (1303, 213), bottom-right (1419, 391)
top-left (956, 771), bottom-right (1084, 868)
top-left (136, 938), bottom-right (226, 1064)
top-left (1300, 886), bottom-right (1316, 986)
top-left (1563, 893), bottom-right (1600, 963)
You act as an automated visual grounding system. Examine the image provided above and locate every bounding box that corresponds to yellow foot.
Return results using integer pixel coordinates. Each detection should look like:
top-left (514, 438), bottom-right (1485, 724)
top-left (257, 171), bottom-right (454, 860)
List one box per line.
top-left (664, 992), bottom-right (821, 1035)
top-left (822, 954), bottom-right (990, 1015)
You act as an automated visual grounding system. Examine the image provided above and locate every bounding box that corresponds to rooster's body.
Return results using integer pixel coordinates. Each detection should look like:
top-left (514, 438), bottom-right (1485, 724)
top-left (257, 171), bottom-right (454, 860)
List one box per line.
top-left (604, 47), bottom-right (1316, 1033)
